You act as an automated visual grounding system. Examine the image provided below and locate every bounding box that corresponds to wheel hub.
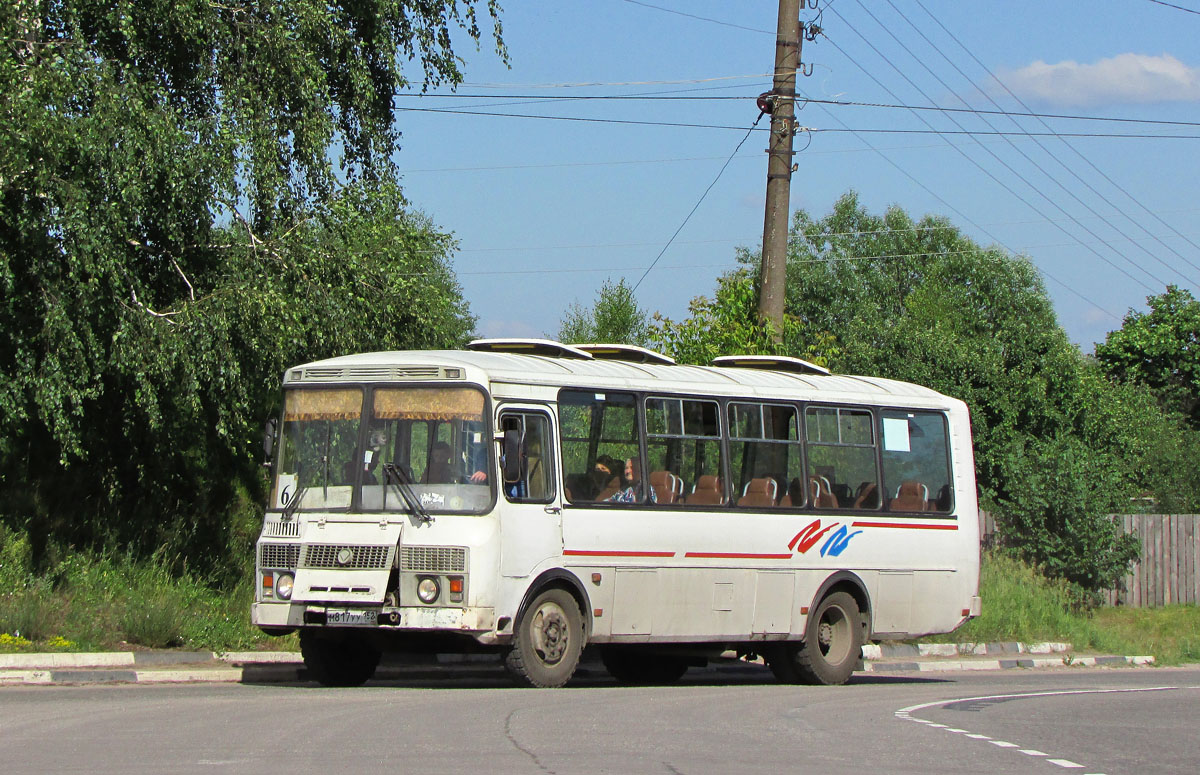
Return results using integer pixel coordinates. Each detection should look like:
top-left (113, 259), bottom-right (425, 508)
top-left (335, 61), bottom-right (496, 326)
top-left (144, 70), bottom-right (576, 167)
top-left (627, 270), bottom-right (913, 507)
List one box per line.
top-left (532, 606), bottom-right (569, 664)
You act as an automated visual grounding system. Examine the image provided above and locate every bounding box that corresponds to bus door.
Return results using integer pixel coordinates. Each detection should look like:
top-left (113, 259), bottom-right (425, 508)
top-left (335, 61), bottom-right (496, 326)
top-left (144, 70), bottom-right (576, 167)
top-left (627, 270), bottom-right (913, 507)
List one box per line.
top-left (497, 407), bottom-right (562, 577)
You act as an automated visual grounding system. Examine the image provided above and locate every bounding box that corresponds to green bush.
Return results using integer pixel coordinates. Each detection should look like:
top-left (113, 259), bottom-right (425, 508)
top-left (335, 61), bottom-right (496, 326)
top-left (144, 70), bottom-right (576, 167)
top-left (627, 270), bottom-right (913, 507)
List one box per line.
top-left (992, 436), bottom-right (1140, 593)
top-left (943, 551), bottom-right (1104, 645)
top-left (0, 582), bottom-right (59, 642)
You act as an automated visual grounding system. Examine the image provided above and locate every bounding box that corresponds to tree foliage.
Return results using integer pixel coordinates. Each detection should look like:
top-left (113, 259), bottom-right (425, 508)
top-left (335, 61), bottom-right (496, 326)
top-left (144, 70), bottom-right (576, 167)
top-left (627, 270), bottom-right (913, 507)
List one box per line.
top-left (1095, 285), bottom-right (1200, 427)
top-left (650, 272), bottom-right (835, 367)
top-left (0, 2), bottom-right (502, 571)
top-left (557, 279), bottom-right (651, 346)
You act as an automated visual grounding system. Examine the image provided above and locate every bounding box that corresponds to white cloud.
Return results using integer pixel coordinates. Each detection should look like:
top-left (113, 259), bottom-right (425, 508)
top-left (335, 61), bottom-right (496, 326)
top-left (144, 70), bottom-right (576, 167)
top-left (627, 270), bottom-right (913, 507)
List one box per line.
top-left (999, 53), bottom-right (1200, 107)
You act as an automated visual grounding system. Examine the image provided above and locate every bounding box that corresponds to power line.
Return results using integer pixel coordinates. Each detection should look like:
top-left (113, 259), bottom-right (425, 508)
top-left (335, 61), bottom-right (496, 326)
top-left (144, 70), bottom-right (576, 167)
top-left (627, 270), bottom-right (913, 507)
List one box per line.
top-left (631, 115), bottom-right (764, 291)
top-left (393, 105), bottom-right (762, 131)
top-left (911, 0), bottom-right (1200, 276)
top-left (871, 0), bottom-right (1198, 288)
top-left (1142, 0), bottom-right (1200, 15)
top-left (828, 6), bottom-right (1165, 292)
top-left (406, 92), bottom-right (1200, 130)
top-left (446, 223), bottom-right (1199, 256)
top-left (804, 47), bottom-right (1120, 319)
top-left (618, 0), bottom-right (774, 34)
top-left (458, 74), bottom-right (771, 89)
top-left (395, 104), bottom-right (1200, 139)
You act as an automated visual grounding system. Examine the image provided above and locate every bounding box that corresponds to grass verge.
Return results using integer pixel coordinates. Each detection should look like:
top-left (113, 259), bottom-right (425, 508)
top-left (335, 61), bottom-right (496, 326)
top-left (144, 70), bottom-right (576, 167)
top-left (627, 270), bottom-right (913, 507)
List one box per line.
top-left (929, 551), bottom-right (1200, 665)
top-left (0, 529), bottom-right (295, 653)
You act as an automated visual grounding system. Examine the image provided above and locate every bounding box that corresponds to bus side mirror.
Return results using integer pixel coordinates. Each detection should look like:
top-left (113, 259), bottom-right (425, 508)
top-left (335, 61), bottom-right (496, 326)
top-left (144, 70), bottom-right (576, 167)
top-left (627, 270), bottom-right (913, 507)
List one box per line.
top-left (502, 429), bottom-right (523, 484)
top-left (262, 418), bottom-right (277, 466)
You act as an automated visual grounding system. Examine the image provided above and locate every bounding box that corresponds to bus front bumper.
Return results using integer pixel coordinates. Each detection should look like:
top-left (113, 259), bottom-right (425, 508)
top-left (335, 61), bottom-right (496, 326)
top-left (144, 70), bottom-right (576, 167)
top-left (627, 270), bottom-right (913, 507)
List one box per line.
top-left (253, 601), bottom-right (496, 636)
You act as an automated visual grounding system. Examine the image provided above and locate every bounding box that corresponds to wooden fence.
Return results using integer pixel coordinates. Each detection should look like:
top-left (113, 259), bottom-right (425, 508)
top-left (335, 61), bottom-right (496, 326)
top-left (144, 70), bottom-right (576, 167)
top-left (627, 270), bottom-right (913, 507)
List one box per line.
top-left (980, 512), bottom-right (1199, 607)
top-left (1103, 514), bottom-right (1199, 608)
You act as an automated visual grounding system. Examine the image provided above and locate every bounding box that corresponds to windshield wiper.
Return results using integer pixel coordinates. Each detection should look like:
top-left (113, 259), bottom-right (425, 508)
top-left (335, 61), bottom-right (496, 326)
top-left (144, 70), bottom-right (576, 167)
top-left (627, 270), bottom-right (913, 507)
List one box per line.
top-left (282, 483), bottom-right (308, 521)
top-left (382, 463), bottom-right (433, 524)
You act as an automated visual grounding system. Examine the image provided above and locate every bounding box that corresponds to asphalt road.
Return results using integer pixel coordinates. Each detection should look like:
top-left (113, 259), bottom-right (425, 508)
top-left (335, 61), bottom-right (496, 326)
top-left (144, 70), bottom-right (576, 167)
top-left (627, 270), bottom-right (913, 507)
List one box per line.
top-left (1, 664), bottom-right (1196, 774)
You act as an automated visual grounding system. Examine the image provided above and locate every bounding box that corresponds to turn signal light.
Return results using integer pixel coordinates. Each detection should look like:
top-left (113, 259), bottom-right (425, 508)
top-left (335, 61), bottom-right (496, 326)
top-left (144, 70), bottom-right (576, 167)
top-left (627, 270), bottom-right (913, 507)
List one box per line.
top-left (262, 572), bottom-right (274, 598)
top-left (449, 576), bottom-right (464, 603)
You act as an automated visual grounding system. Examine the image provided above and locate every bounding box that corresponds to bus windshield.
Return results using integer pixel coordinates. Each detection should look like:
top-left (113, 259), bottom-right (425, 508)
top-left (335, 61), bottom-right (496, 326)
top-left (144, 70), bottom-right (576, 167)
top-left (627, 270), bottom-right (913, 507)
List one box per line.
top-left (270, 385), bottom-right (492, 515)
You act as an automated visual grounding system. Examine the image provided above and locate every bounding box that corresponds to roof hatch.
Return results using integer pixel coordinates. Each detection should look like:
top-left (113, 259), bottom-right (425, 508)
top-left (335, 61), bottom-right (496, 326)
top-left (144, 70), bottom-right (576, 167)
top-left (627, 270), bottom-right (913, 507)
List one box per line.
top-left (711, 354), bottom-right (831, 376)
top-left (467, 338), bottom-right (594, 359)
top-left (574, 343), bottom-right (676, 365)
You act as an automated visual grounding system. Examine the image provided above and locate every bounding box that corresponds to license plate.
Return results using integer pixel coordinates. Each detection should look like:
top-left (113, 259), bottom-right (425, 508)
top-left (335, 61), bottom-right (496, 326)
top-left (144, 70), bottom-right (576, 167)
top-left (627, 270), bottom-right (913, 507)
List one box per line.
top-left (326, 608), bottom-right (378, 627)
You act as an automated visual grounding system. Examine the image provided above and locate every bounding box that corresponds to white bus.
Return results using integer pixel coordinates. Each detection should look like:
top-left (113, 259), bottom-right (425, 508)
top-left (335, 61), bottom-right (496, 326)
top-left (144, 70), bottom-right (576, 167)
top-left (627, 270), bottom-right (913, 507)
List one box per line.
top-left (253, 339), bottom-right (980, 688)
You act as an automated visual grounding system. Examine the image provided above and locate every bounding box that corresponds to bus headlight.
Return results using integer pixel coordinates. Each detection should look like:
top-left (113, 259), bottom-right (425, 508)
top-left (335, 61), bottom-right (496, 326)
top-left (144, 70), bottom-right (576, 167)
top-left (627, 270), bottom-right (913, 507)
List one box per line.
top-left (276, 573), bottom-right (294, 600)
top-left (417, 577), bottom-right (440, 604)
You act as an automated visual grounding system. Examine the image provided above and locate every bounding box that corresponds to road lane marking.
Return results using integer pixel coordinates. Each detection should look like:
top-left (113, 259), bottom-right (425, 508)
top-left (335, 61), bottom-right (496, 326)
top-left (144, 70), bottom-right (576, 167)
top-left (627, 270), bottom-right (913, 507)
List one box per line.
top-left (895, 685), bottom-right (1190, 774)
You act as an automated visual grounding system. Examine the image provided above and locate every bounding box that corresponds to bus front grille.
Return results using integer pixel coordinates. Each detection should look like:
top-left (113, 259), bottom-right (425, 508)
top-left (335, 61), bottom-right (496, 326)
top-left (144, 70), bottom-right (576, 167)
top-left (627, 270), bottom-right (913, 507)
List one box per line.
top-left (260, 543), bottom-right (300, 570)
top-left (401, 546), bottom-right (467, 573)
top-left (262, 520), bottom-right (300, 538)
top-left (303, 544), bottom-right (392, 570)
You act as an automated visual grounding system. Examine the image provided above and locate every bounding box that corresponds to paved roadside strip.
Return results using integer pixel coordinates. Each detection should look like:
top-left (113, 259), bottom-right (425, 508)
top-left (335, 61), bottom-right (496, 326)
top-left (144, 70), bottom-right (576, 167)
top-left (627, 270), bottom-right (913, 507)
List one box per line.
top-left (0, 643), bottom-right (1157, 686)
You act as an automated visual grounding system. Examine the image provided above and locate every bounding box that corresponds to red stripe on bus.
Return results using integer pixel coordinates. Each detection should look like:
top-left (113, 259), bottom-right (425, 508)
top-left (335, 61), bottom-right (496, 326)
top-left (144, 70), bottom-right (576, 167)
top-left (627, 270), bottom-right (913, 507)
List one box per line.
top-left (563, 549), bottom-right (677, 558)
top-left (851, 521), bottom-right (958, 530)
top-left (684, 552), bottom-right (794, 560)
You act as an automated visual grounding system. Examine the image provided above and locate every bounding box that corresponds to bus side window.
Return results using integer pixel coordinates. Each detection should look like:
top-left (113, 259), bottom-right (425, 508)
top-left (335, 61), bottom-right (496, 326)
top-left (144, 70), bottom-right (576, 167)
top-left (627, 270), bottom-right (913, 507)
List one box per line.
top-left (881, 410), bottom-right (953, 513)
top-left (558, 390), bottom-right (640, 504)
top-left (804, 406), bottom-right (880, 511)
top-left (646, 397), bottom-right (721, 507)
top-left (499, 412), bottom-right (554, 503)
top-left (729, 402), bottom-right (801, 509)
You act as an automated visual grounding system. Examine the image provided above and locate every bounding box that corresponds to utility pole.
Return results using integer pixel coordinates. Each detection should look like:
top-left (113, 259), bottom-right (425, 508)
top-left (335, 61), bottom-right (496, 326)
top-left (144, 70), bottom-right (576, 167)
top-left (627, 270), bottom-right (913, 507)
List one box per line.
top-left (758, 0), bottom-right (802, 339)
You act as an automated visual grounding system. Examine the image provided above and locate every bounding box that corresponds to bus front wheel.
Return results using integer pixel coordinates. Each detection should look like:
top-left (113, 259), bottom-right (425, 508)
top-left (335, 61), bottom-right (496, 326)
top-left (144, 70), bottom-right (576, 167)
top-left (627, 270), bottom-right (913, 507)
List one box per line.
top-left (504, 588), bottom-right (584, 688)
top-left (767, 590), bottom-right (863, 686)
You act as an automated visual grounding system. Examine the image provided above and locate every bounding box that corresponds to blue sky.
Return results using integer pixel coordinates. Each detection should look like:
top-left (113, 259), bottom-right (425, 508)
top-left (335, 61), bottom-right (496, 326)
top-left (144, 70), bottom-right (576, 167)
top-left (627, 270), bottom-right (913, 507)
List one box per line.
top-left (391, 0), bottom-right (1200, 351)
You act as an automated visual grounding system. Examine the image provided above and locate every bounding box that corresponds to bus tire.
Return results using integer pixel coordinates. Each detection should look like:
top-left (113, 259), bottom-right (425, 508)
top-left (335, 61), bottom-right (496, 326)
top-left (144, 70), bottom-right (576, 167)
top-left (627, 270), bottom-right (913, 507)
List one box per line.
top-left (767, 591), bottom-right (862, 686)
top-left (504, 587), bottom-right (584, 688)
top-left (300, 630), bottom-right (381, 687)
top-left (601, 646), bottom-right (689, 685)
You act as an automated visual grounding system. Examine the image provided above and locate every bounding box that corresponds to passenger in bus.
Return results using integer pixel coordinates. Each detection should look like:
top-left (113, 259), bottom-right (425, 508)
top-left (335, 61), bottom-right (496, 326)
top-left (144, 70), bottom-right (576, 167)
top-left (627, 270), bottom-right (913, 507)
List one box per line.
top-left (604, 457), bottom-right (654, 503)
top-left (425, 441), bottom-right (455, 483)
top-left (590, 455), bottom-right (624, 500)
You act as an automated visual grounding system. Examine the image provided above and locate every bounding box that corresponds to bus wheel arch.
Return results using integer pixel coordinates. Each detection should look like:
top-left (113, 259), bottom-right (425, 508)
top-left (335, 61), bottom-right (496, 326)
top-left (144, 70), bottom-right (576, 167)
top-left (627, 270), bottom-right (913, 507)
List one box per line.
top-left (766, 571), bottom-right (870, 686)
top-left (504, 570), bottom-right (591, 688)
top-left (808, 570), bottom-right (872, 640)
top-left (513, 569), bottom-right (593, 640)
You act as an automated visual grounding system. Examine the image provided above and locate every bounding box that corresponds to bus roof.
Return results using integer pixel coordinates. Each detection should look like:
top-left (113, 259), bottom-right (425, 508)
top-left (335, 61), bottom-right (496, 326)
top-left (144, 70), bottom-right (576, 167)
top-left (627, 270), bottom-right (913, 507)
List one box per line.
top-left (285, 348), bottom-right (962, 409)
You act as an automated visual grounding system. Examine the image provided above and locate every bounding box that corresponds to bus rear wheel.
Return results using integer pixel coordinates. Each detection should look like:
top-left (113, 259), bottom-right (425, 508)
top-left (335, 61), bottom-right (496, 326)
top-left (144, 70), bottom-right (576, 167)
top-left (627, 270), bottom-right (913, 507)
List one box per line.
top-left (767, 591), bottom-right (863, 686)
top-left (300, 630), bottom-right (381, 687)
top-left (504, 588), bottom-right (584, 688)
top-left (601, 646), bottom-right (690, 684)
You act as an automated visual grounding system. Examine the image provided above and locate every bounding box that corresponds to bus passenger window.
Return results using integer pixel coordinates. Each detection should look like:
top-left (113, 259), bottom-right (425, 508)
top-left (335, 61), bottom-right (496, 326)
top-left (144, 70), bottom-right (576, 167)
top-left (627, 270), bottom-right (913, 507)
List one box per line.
top-left (804, 406), bottom-right (880, 511)
top-left (646, 397), bottom-right (721, 507)
top-left (881, 410), bottom-right (953, 513)
top-left (559, 390), bottom-right (640, 504)
top-left (729, 402), bottom-right (801, 509)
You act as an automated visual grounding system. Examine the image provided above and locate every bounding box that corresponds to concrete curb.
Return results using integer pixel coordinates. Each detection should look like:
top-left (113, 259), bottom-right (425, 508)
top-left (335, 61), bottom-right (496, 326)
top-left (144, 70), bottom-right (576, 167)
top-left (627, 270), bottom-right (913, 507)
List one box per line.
top-left (860, 642), bottom-right (1073, 660)
top-left (863, 655), bottom-right (1155, 673)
